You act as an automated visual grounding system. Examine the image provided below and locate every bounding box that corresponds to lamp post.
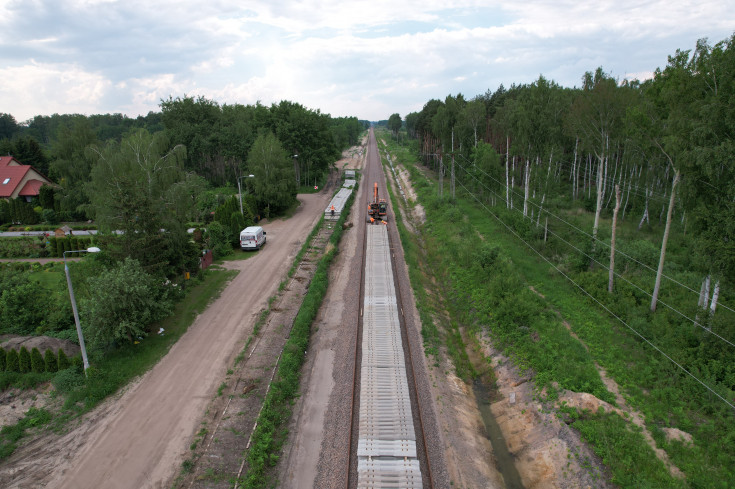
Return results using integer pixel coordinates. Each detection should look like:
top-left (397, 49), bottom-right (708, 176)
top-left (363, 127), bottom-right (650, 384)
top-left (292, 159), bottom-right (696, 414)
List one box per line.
top-left (292, 154), bottom-right (299, 185)
top-left (237, 174), bottom-right (255, 216)
top-left (63, 246), bottom-right (101, 374)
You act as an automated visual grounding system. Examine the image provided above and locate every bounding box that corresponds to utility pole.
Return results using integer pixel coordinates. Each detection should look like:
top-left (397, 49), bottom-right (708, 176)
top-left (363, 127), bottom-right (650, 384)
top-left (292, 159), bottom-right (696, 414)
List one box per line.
top-left (451, 128), bottom-right (456, 200)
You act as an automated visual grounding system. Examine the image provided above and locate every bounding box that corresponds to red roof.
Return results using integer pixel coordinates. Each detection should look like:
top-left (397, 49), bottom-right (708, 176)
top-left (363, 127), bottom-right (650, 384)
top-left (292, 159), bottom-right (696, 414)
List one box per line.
top-left (0, 156), bottom-right (21, 167)
top-left (0, 165), bottom-right (31, 198)
top-left (18, 179), bottom-right (44, 196)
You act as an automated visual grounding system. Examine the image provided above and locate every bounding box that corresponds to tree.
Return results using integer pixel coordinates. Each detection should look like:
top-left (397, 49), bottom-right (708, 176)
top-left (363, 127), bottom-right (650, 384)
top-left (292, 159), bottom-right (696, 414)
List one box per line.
top-left (0, 113), bottom-right (18, 140)
top-left (248, 132), bottom-right (297, 217)
top-left (19, 346), bottom-right (31, 373)
top-left (86, 129), bottom-right (191, 277)
top-left (81, 258), bottom-right (174, 349)
top-left (6, 348), bottom-right (19, 372)
top-left (49, 117), bottom-right (99, 219)
top-left (566, 69), bottom-right (631, 261)
top-left (387, 113), bottom-right (402, 140)
top-left (461, 100), bottom-right (487, 148)
top-left (44, 349), bottom-right (58, 372)
top-left (32, 347), bottom-right (45, 373)
top-left (57, 348), bottom-right (71, 370)
top-left (0, 271), bottom-right (46, 334)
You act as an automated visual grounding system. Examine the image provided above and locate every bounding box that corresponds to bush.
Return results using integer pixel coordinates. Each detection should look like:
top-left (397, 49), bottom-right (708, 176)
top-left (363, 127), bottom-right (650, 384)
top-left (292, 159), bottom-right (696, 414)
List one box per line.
top-left (0, 347), bottom-right (4, 371)
top-left (57, 349), bottom-right (70, 371)
top-left (5, 349), bottom-right (19, 372)
top-left (41, 209), bottom-right (58, 225)
top-left (18, 347), bottom-right (31, 373)
top-left (52, 367), bottom-right (85, 393)
top-left (43, 349), bottom-right (57, 373)
top-left (30, 348), bottom-right (44, 373)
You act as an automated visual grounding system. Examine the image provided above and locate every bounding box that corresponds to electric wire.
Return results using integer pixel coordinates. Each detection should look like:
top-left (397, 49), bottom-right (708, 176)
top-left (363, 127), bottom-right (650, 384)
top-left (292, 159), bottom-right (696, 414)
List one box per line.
top-left (455, 153), bottom-right (735, 317)
top-left (454, 158), bottom-right (735, 349)
top-left (451, 174), bottom-right (735, 412)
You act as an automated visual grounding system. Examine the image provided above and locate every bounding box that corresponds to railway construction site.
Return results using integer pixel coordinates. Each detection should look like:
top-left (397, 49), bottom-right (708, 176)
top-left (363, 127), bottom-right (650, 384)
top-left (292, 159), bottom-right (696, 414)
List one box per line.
top-left (0, 128), bottom-right (611, 489)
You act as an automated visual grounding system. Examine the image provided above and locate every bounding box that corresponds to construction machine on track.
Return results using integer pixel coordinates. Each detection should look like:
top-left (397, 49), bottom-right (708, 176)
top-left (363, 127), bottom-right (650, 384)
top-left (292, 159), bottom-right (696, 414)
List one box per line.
top-left (366, 182), bottom-right (388, 224)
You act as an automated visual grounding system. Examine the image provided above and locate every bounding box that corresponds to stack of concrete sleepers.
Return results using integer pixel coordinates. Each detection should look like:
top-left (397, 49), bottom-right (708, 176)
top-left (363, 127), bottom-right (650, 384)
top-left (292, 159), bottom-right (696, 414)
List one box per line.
top-left (324, 187), bottom-right (352, 221)
top-left (357, 225), bottom-right (422, 488)
top-left (343, 178), bottom-right (356, 188)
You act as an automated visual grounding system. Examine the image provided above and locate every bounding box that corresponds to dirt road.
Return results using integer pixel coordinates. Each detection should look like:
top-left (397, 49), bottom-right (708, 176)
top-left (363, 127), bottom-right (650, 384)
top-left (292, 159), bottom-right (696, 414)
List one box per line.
top-left (0, 192), bottom-right (330, 489)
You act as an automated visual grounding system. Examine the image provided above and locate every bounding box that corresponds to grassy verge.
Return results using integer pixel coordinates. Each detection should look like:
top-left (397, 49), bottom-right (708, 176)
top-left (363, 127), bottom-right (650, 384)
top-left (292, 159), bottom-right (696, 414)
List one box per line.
top-left (0, 267), bottom-right (237, 460)
top-left (238, 185), bottom-right (356, 489)
top-left (378, 134), bottom-right (734, 487)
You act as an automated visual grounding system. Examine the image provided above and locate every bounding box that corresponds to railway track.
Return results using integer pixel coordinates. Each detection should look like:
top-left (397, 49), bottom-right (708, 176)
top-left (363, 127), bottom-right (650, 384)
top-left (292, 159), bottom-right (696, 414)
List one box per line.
top-left (347, 175), bottom-right (434, 487)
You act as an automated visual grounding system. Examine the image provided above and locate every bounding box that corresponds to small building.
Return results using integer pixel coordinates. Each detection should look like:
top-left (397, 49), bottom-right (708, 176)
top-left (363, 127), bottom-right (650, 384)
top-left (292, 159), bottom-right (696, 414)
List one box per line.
top-left (0, 156), bottom-right (53, 202)
top-left (54, 225), bottom-right (73, 237)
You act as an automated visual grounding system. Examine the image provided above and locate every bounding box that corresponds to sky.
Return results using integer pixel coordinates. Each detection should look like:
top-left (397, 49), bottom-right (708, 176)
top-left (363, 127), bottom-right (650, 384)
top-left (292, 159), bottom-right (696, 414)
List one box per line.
top-left (1, 0), bottom-right (733, 123)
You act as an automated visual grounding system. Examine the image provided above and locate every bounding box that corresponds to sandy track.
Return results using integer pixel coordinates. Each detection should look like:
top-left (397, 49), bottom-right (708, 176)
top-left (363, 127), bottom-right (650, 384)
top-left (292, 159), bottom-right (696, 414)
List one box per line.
top-left (0, 192), bottom-right (329, 489)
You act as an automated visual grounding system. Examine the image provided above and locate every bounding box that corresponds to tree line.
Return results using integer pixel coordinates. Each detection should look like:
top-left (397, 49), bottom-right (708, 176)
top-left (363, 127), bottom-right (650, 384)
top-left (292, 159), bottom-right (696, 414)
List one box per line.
top-left (0, 97), bottom-right (366, 353)
top-left (394, 34), bottom-right (734, 316)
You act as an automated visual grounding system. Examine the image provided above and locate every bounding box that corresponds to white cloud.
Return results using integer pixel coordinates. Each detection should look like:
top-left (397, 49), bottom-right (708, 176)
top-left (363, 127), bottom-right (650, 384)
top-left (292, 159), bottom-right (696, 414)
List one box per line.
top-left (0, 61), bottom-right (111, 119)
top-left (0, 0), bottom-right (733, 121)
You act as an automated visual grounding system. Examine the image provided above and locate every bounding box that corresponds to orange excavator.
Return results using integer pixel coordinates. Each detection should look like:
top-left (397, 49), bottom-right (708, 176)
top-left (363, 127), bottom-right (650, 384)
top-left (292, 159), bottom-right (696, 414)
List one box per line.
top-left (367, 182), bottom-right (388, 224)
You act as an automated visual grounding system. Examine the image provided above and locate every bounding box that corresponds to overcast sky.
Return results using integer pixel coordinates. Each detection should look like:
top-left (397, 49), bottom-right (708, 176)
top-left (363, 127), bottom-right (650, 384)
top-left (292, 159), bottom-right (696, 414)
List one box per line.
top-left (1, 0), bottom-right (733, 123)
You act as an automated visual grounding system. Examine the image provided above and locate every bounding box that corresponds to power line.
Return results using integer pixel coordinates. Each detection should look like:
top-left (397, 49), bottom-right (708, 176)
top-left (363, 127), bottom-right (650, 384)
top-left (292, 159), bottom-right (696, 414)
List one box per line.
top-left (451, 174), bottom-right (735, 412)
top-left (455, 154), bottom-right (735, 317)
top-left (454, 158), bottom-right (735, 348)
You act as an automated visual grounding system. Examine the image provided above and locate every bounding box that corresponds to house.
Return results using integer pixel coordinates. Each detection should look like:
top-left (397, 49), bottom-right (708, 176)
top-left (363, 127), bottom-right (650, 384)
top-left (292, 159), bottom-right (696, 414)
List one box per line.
top-left (0, 156), bottom-right (53, 202)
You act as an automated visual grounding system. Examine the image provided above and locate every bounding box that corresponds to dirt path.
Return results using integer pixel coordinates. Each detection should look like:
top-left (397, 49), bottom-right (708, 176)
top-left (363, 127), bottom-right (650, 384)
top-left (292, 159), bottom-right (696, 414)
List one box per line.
top-left (0, 193), bottom-right (330, 489)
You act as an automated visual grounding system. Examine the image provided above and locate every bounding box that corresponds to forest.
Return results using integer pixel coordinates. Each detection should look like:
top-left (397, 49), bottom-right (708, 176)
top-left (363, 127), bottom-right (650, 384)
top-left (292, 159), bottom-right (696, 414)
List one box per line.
top-left (385, 34), bottom-right (734, 487)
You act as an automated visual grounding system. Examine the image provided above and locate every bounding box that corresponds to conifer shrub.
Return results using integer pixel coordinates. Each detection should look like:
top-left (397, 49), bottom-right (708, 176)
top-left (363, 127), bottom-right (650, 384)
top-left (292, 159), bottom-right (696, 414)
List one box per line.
top-left (18, 347), bottom-right (31, 373)
top-left (5, 349), bottom-right (19, 372)
top-left (57, 349), bottom-right (70, 371)
top-left (44, 349), bottom-right (57, 373)
top-left (30, 348), bottom-right (44, 373)
top-left (0, 347), bottom-right (4, 371)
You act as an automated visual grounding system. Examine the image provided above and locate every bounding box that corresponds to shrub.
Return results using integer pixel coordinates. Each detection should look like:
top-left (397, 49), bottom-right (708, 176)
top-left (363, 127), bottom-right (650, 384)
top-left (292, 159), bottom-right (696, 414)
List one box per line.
top-left (5, 349), bottom-right (19, 372)
top-left (52, 367), bottom-right (85, 393)
top-left (43, 350), bottom-right (57, 373)
top-left (57, 349), bottom-right (70, 371)
top-left (0, 347), bottom-right (4, 371)
top-left (30, 348), bottom-right (44, 373)
top-left (18, 347), bottom-right (31, 373)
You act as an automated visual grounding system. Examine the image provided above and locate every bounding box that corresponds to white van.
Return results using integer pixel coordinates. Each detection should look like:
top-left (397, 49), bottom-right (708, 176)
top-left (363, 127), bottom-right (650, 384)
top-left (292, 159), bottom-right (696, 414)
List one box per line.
top-left (240, 226), bottom-right (266, 251)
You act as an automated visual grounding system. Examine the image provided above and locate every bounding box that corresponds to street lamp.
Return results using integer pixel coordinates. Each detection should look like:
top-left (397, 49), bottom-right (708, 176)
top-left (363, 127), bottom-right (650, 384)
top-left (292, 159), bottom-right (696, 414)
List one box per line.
top-left (63, 246), bottom-right (101, 374)
top-left (237, 174), bottom-right (255, 216)
top-left (292, 154), bottom-right (298, 185)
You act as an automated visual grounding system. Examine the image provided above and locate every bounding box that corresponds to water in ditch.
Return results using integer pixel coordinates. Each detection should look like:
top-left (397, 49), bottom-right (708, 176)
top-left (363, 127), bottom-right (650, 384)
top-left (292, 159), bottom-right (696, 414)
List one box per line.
top-left (463, 328), bottom-right (526, 489)
top-left (473, 379), bottom-right (526, 489)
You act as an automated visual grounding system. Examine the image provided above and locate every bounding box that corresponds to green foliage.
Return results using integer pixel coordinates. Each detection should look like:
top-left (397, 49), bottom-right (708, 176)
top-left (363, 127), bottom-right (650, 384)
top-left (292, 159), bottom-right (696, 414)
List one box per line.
top-left (18, 346), bottom-right (31, 373)
top-left (44, 349), bottom-right (57, 373)
top-left (248, 132), bottom-right (297, 217)
top-left (81, 257), bottom-right (174, 350)
top-left (0, 347), bottom-right (4, 371)
top-left (204, 221), bottom-right (233, 259)
top-left (5, 349), bottom-right (18, 372)
top-left (572, 409), bottom-right (685, 488)
top-left (57, 348), bottom-right (70, 371)
top-left (387, 113), bottom-right (402, 139)
top-left (30, 347), bottom-right (44, 373)
top-left (86, 129), bottom-right (192, 277)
